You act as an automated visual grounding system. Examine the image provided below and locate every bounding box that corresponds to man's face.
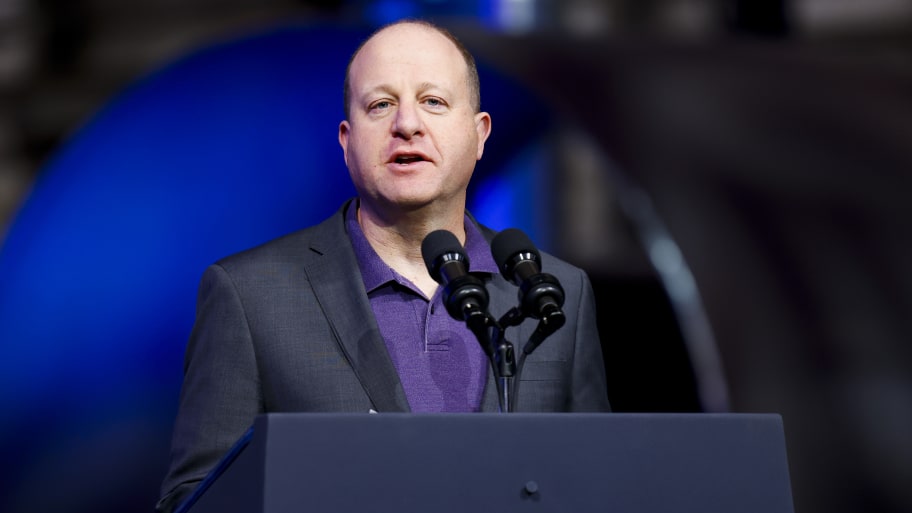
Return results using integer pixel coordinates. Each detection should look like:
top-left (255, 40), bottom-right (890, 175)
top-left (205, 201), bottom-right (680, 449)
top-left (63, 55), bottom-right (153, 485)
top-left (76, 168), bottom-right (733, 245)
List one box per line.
top-left (338, 24), bottom-right (491, 216)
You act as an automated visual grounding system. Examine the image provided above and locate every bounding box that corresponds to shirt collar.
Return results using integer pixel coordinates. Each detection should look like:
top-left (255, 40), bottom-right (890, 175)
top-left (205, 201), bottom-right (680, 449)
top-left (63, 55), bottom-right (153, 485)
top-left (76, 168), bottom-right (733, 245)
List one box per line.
top-left (345, 200), bottom-right (498, 294)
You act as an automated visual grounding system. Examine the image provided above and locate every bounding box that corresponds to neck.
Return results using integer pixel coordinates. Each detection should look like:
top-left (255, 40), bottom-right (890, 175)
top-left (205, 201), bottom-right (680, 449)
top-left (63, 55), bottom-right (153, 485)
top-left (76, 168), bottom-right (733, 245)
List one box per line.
top-left (357, 200), bottom-right (466, 297)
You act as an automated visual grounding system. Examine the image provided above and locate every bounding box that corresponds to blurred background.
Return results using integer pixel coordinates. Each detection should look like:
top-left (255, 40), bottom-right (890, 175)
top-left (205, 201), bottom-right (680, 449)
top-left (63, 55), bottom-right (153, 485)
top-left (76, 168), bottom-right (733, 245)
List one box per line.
top-left (0, 1), bottom-right (910, 512)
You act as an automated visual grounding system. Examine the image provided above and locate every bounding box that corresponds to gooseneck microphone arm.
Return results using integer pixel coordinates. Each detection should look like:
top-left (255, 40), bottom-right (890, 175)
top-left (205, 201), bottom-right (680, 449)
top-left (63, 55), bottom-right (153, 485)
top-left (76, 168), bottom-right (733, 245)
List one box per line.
top-left (421, 229), bottom-right (516, 412)
top-left (491, 228), bottom-right (567, 351)
top-left (491, 228), bottom-right (568, 407)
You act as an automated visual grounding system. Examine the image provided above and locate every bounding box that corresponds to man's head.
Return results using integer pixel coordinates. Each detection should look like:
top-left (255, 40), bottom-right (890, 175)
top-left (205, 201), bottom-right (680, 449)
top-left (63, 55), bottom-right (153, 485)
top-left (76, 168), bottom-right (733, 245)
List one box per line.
top-left (343, 20), bottom-right (482, 119)
top-left (338, 20), bottom-right (492, 217)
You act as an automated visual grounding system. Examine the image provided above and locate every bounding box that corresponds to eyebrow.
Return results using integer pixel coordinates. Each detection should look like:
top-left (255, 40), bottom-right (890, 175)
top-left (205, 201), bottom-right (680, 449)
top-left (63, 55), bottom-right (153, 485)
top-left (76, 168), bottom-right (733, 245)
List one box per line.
top-left (360, 82), bottom-right (452, 101)
top-left (417, 82), bottom-right (454, 97)
top-left (417, 82), bottom-right (441, 92)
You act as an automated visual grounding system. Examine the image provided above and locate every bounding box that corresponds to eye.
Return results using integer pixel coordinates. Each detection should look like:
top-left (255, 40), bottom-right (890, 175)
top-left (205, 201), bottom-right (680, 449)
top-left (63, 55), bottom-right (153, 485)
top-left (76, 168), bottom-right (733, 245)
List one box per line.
top-left (423, 97), bottom-right (446, 109)
top-left (369, 100), bottom-right (392, 112)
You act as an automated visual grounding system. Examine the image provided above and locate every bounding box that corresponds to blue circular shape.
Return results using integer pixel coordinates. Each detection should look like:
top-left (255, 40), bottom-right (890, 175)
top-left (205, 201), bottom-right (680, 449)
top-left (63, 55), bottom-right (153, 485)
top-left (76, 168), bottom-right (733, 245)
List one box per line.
top-left (0, 21), bottom-right (549, 513)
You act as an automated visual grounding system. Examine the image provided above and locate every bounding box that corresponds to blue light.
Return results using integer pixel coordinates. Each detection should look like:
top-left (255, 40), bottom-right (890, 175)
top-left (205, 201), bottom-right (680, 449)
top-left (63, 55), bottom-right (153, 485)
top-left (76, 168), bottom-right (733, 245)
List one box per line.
top-left (0, 20), bottom-right (550, 513)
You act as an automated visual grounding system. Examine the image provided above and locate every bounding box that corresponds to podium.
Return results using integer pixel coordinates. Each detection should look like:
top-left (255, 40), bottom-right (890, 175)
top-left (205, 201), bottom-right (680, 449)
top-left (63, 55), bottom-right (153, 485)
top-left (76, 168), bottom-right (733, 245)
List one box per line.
top-left (179, 413), bottom-right (794, 513)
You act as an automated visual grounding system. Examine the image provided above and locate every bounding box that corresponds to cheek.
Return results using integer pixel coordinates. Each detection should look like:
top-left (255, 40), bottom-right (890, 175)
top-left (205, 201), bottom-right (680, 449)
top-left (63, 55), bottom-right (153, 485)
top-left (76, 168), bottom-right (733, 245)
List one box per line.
top-left (459, 129), bottom-right (481, 163)
top-left (348, 135), bottom-right (379, 166)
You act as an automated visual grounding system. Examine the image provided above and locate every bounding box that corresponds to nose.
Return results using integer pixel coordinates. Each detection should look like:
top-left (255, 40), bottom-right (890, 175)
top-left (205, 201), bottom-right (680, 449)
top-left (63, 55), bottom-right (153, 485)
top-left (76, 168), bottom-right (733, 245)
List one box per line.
top-left (392, 100), bottom-right (423, 139)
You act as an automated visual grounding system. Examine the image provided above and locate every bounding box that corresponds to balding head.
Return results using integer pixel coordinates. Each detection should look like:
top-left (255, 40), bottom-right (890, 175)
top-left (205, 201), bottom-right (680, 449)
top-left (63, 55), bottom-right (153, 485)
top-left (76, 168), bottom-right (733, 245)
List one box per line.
top-left (343, 20), bottom-right (481, 119)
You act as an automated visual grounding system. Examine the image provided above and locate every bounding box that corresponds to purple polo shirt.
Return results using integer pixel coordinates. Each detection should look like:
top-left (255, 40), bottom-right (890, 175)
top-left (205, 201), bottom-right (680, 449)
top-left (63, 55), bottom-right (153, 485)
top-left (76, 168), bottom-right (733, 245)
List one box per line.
top-left (346, 202), bottom-right (496, 412)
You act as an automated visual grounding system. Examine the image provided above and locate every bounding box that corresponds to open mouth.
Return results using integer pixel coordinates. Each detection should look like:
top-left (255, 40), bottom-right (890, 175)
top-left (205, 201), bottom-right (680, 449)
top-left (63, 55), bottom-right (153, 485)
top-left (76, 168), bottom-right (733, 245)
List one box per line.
top-left (392, 154), bottom-right (427, 165)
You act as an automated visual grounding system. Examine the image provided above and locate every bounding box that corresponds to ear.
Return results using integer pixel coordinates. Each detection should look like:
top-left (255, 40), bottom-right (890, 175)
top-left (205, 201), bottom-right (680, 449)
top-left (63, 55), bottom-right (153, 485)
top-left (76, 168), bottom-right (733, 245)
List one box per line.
top-left (473, 112), bottom-right (492, 160)
top-left (338, 120), bottom-right (351, 166)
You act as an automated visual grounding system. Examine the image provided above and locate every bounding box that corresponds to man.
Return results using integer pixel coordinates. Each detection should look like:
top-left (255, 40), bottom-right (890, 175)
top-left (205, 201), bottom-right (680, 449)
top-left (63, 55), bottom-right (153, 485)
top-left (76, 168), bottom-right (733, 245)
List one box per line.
top-left (157, 19), bottom-right (609, 513)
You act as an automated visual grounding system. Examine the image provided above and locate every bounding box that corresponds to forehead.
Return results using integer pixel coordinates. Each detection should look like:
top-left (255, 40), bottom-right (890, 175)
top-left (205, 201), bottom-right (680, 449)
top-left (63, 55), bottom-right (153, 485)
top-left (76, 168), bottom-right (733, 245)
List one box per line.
top-left (349, 24), bottom-right (467, 91)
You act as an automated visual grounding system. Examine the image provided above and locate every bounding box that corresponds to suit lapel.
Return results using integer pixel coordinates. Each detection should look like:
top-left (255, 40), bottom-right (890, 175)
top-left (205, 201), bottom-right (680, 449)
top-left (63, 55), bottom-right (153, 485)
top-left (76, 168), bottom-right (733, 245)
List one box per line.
top-left (301, 204), bottom-right (410, 412)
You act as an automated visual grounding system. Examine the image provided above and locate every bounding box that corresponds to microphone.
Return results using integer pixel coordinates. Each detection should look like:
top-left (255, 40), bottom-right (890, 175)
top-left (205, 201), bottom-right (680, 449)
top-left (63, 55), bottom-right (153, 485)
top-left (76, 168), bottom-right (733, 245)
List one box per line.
top-left (491, 228), bottom-right (566, 324)
top-left (421, 229), bottom-right (490, 323)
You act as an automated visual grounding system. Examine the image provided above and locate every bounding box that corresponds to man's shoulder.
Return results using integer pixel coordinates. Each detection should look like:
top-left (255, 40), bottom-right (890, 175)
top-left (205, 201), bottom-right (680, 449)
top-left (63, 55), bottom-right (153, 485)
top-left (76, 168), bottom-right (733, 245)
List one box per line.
top-left (538, 249), bottom-right (588, 291)
top-left (476, 222), bottom-right (587, 283)
top-left (214, 203), bottom-right (349, 273)
top-left (539, 249), bottom-right (584, 273)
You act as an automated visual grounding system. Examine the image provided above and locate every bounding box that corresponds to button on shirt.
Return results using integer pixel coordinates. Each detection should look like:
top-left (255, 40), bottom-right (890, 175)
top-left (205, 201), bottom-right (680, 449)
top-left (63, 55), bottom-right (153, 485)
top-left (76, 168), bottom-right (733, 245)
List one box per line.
top-left (346, 204), bottom-right (497, 412)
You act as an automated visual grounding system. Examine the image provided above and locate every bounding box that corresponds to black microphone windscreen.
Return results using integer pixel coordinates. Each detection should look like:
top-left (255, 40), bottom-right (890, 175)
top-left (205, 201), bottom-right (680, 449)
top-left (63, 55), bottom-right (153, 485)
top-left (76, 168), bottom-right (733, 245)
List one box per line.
top-left (491, 228), bottom-right (541, 275)
top-left (421, 229), bottom-right (467, 281)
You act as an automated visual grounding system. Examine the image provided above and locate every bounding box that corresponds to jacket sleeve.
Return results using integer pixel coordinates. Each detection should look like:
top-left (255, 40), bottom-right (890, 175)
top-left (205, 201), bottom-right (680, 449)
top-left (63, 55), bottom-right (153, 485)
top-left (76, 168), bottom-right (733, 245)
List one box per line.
top-left (567, 268), bottom-right (612, 412)
top-left (156, 264), bottom-right (264, 513)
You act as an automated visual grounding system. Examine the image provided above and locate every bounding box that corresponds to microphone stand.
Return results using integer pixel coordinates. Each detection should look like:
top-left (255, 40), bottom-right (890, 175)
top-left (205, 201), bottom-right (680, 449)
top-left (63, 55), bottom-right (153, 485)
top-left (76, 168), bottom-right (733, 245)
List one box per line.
top-left (490, 327), bottom-right (516, 413)
top-left (458, 297), bottom-right (565, 413)
top-left (493, 306), bottom-right (566, 411)
top-left (463, 308), bottom-right (516, 413)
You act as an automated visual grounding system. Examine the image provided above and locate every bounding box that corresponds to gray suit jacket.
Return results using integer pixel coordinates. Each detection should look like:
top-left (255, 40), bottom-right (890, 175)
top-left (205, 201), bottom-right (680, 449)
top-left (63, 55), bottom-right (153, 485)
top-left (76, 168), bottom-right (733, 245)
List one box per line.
top-left (157, 201), bottom-right (609, 512)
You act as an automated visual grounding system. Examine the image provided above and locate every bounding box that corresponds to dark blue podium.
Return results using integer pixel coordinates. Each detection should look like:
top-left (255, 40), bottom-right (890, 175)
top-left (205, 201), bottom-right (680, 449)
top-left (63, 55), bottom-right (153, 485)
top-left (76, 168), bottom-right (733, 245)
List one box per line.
top-left (180, 413), bottom-right (794, 513)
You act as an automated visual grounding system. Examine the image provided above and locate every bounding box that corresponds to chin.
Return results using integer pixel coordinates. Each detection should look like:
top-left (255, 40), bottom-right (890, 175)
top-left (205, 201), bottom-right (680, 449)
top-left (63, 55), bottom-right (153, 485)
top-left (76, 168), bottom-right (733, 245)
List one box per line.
top-left (371, 184), bottom-right (464, 213)
top-left (388, 196), bottom-right (435, 211)
top-left (379, 187), bottom-right (436, 206)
